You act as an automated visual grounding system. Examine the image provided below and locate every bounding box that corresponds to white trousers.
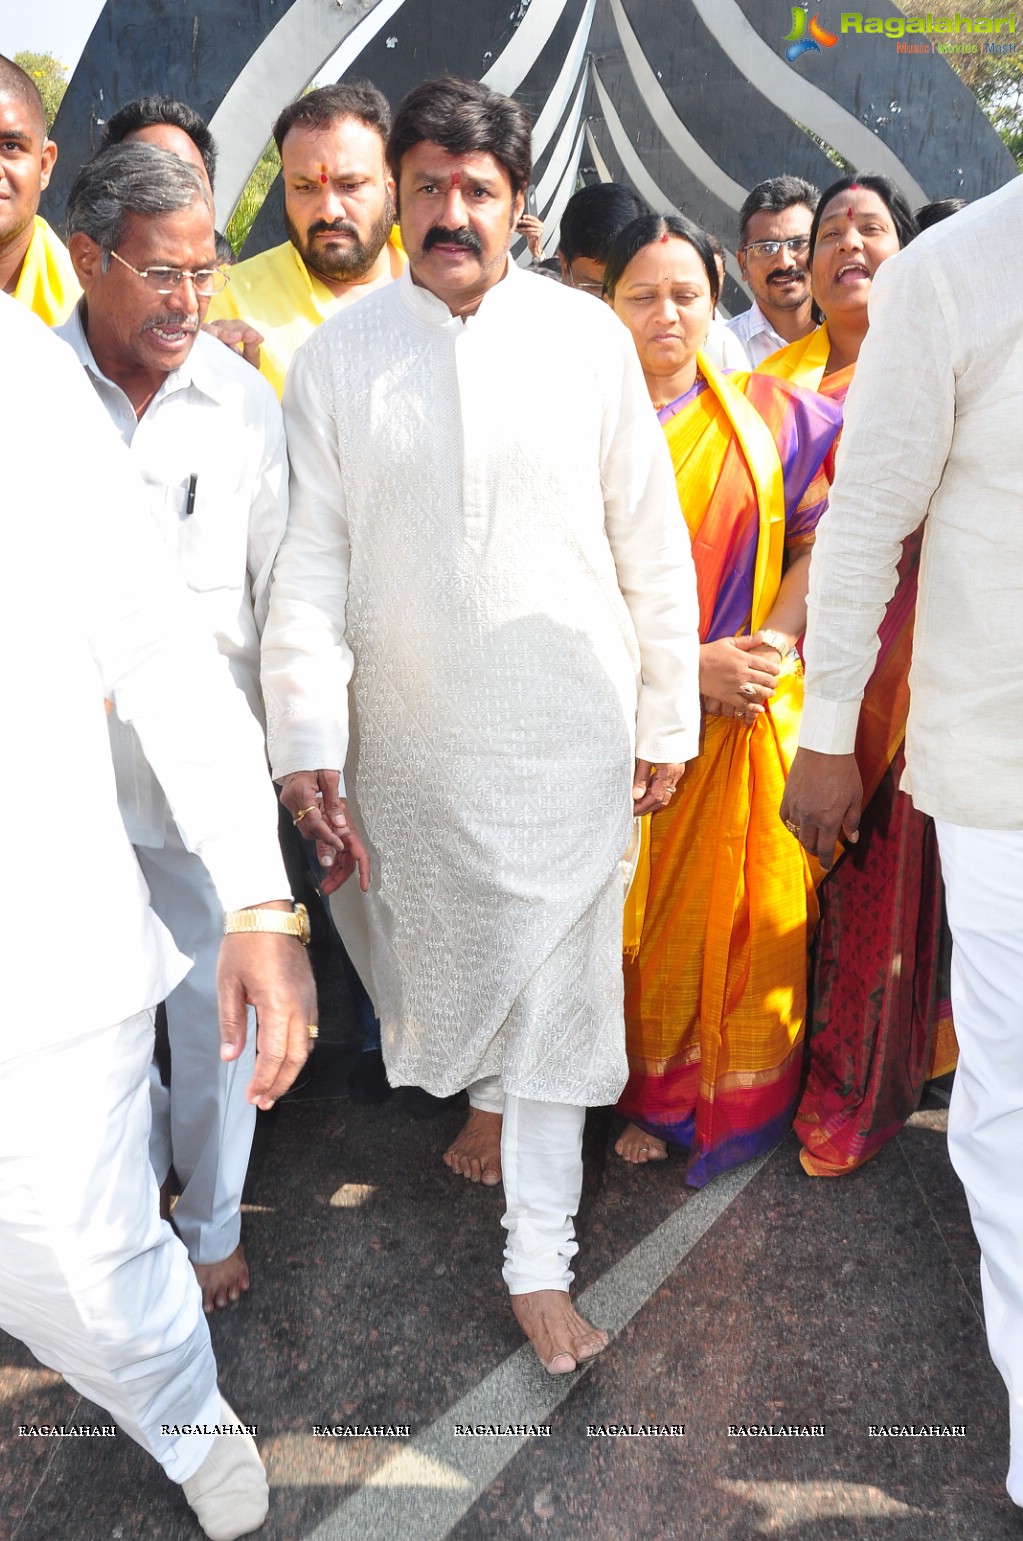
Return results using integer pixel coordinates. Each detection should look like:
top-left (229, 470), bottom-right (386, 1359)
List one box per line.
top-left (501, 1095), bottom-right (586, 1295)
top-left (468, 1074), bottom-right (505, 1114)
top-left (935, 821), bottom-right (1023, 1506)
top-left (0, 1012), bottom-right (220, 1483)
top-left (138, 818), bottom-right (257, 1262)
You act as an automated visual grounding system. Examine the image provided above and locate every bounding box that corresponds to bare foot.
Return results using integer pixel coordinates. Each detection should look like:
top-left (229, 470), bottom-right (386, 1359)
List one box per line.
top-left (614, 1121), bottom-right (669, 1164)
top-left (443, 1108), bottom-right (503, 1185)
top-left (193, 1242), bottom-right (250, 1314)
top-left (511, 1289), bottom-right (609, 1374)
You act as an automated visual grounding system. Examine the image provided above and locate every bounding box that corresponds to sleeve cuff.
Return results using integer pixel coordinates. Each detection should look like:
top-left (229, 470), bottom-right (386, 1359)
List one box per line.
top-left (798, 694), bottom-right (863, 755)
top-left (199, 834), bottom-right (294, 914)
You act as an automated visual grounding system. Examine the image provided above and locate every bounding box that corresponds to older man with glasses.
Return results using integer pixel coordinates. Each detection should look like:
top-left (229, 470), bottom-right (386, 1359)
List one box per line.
top-left (729, 175), bottom-right (820, 366)
top-left (57, 142), bottom-right (291, 1317)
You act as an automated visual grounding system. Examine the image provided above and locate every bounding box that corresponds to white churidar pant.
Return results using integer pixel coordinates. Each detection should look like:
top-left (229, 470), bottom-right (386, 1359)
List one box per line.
top-left (935, 820), bottom-right (1023, 1506)
top-left (467, 1075), bottom-right (505, 1114)
top-left (501, 1095), bottom-right (586, 1295)
top-left (0, 1011), bottom-right (220, 1483)
top-left (138, 816), bottom-right (257, 1263)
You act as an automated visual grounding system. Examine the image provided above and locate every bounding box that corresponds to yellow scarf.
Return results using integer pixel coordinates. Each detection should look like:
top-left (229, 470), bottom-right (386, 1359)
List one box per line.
top-left (756, 324), bottom-right (831, 388)
top-left (12, 217), bottom-right (80, 325)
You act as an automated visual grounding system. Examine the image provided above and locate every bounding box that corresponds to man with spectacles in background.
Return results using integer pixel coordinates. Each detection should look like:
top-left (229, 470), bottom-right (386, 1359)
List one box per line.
top-left (556, 181), bottom-right (647, 293)
top-left (57, 142), bottom-right (290, 1317)
top-left (728, 175), bottom-right (820, 366)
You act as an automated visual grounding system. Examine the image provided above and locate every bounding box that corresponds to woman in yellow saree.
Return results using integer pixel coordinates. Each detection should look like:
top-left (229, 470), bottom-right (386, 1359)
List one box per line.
top-left (763, 175), bottom-right (956, 1177)
top-left (605, 215), bottom-right (842, 1186)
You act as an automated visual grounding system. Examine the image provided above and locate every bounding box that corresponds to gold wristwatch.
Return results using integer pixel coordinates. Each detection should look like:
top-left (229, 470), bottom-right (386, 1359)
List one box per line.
top-left (223, 903), bottom-right (311, 945)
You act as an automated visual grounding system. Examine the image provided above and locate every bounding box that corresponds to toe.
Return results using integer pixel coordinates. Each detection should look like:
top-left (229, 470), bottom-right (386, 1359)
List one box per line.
top-left (546, 1351), bottom-right (577, 1375)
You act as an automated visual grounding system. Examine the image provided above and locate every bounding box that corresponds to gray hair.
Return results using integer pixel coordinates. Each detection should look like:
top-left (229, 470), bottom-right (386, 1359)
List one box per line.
top-left (65, 143), bottom-right (211, 253)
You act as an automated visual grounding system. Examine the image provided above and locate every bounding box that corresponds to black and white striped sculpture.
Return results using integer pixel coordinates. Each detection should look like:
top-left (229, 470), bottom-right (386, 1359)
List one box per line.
top-left (44, 0), bottom-right (1017, 315)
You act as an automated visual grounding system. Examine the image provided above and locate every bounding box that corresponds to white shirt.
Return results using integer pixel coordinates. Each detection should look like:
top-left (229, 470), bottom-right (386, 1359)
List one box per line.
top-left (799, 174), bottom-right (1023, 828)
top-left (705, 313), bottom-right (751, 371)
top-left (1, 297), bottom-right (290, 1057)
top-left (56, 306), bottom-right (288, 703)
top-left (56, 305), bottom-right (289, 843)
top-left (727, 300), bottom-right (800, 367)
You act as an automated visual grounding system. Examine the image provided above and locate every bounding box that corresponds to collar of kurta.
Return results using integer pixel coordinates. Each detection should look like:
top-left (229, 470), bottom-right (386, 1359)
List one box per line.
top-left (58, 299), bottom-right (226, 409)
top-left (398, 254), bottom-right (523, 326)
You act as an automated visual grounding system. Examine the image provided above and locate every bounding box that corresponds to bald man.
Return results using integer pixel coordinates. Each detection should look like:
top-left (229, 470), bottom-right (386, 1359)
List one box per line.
top-left (0, 53), bottom-right (78, 322)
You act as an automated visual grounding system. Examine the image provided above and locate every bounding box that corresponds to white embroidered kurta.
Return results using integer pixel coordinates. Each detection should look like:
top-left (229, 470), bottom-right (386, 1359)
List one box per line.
top-left (262, 263), bottom-right (700, 1104)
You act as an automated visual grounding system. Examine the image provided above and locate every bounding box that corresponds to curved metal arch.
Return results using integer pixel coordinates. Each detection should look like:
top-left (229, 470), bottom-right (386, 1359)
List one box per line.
top-left (41, 0), bottom-right (1015, 259)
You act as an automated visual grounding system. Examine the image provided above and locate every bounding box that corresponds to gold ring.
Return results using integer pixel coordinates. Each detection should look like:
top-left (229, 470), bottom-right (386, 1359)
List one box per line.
top-left (784, 819), bottom-right (800, 836)
top-left (293, 805), bottom-right (317, 826)
top-left (307, 1024), bottom-right (319, 1041)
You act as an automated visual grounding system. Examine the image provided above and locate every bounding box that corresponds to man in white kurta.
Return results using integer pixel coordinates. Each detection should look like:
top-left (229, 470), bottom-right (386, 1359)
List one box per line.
top-left (780, 174), bottom-right (1023, 1509)
top-left (60, 142), bottom-right (289, 1313)
top-left (261, 77), bottom-right (701, 1372)
top-left (1, 293), bottom-right (315, 1540)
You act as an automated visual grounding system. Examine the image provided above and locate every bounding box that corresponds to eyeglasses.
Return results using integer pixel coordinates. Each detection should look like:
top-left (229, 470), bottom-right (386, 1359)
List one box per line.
top-left (107, 248), bottom-right (230, 295)
top-left (567, 266), bottom-right (605, 296)
top-left (739, 236), bottom-right (811, 259)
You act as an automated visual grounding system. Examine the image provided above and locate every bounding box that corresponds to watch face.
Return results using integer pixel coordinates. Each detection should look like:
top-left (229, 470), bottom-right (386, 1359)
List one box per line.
top-left (294, 903), bottom-right (312, 945)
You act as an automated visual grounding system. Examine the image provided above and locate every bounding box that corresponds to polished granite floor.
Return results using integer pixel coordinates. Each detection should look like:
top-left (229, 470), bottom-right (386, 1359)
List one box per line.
top-left (2, 948), bottom-right (1018, 1541)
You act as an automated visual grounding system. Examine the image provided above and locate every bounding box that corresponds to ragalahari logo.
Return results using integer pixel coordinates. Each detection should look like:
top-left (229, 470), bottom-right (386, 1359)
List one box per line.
top-left (784, 8), bottom-right (840, 61)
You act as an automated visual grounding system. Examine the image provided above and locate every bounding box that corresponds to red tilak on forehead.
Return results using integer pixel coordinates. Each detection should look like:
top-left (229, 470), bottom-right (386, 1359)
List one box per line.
top-left (847, 206), bottom-right (855, 218)
top-left (320, 165), bottom-right (328, 185)
top-left (451, 170), bottom-right (462, 187)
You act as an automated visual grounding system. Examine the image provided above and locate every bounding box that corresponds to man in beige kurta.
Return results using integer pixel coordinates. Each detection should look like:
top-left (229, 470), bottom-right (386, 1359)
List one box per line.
top-left (261, 76), bottom-right (701, 1372)
top-left (781, 174), bottom-right (1023, 1512)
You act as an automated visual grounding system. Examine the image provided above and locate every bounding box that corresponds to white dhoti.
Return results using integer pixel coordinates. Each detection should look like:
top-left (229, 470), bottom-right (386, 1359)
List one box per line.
top-left (0, 1010), bottom-right (220, 1482)
top-left (935, 820), bottom-right (1023, 1505)
top-left (138, 816), bottom-right (257, 1263)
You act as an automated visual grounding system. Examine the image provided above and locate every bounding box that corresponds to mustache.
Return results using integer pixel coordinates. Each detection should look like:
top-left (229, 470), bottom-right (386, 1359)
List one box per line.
top-left (767, 267), bottom-right (806, 283)
top-left (308, 219), bottom-right (360, 239)
top-left (143, 314), bottom-right (198, 331)
top-left (422, 225), bottom-right (482, 256)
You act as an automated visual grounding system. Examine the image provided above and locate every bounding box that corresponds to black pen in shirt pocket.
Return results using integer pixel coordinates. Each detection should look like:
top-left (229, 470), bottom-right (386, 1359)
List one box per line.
top-left (185, 473), bottom-right (198, 516)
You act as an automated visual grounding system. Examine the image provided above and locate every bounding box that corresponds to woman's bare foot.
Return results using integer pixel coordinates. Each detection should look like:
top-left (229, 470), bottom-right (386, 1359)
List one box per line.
top-left (193, 1242), bottom-right (250, 1313)
top-left (443, 1108), bottom-right (503, 1185)
top-left (511, 1290), bottom-right (609, 1374)
top-left (614, 1121), bottom-right (669, 1164)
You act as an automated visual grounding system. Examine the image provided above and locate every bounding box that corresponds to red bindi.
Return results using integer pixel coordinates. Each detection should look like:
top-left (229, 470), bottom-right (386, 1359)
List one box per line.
top-left (320, 165), bottom-right (328, 185)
